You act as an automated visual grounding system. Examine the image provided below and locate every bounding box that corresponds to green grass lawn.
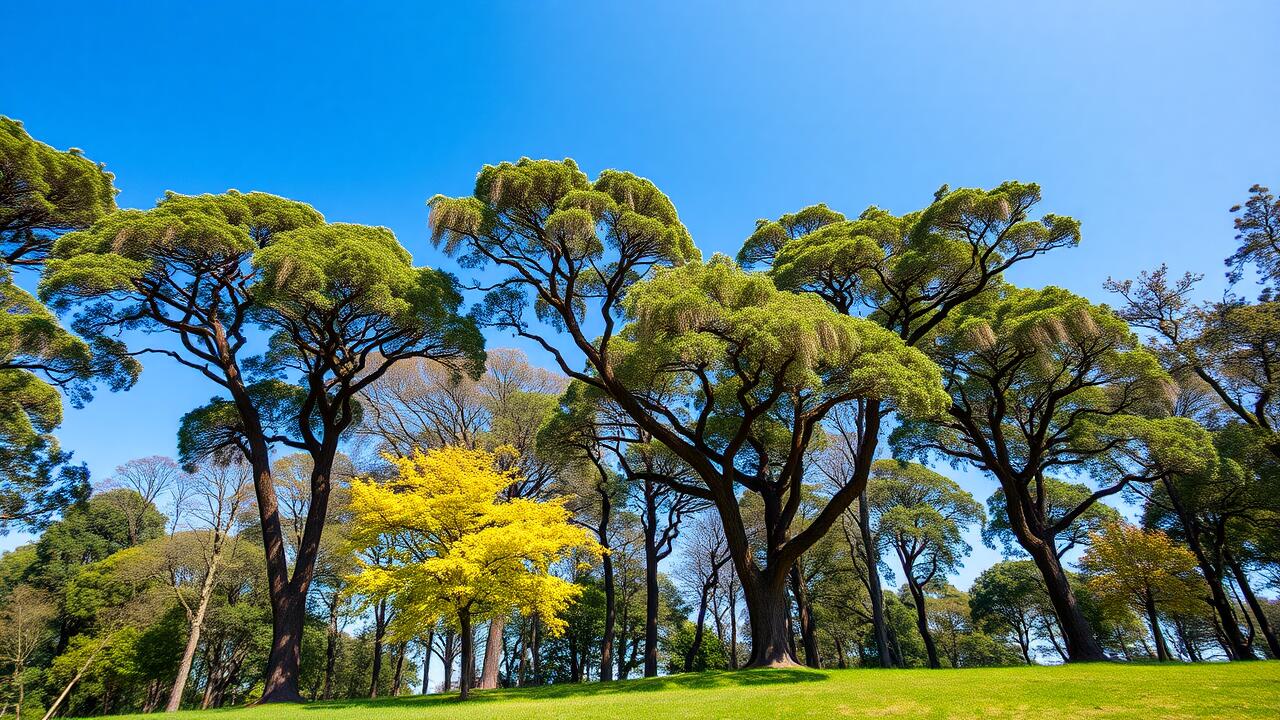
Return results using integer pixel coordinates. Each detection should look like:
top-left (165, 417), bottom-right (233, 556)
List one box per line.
top-left (97, 663), bottom-right (1280, 720)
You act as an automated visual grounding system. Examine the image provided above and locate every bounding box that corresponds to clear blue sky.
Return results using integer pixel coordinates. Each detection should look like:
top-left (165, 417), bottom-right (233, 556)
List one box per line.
top-left (5, 2), bottom-right (1279, 582)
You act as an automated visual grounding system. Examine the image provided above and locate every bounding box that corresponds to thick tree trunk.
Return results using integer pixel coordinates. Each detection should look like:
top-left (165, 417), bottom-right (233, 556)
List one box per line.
top-left (260, 590), bottom-right (308, 703)
top-left (907, 581), bottom-right (940, 669)
top-left (458, 610), bottom-right (475, 700)
top-left (1144, 590), bottom-right (1170, 661)
top-left (788, 563), bottom-right (821, 668)
top-left (477, 618), bottom-right (503, 689)
top-left (859, 492), bottom-right (894, 668)
top-left (742, 570), bottom-right (800, 667)
top-left (1025, 538), bottom-right (1107, 661)
top-left (1226, 551), bottom-right (1280, 658)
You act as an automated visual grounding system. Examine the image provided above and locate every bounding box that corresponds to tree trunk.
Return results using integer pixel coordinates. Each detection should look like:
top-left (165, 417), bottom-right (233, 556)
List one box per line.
top-left (391, 642), bottom-right (407, 696)
top-left (368, 599), bottom-right (387, 698)
top-left (1173, 619), bottom-right (1200, 662)
top-left (859, 492), bottom-right (894, 668)
top-left (322, 599), bottom-right (339, 700)
top-left (685, 572), bottom-right (716, 672)
top-left (421, 633), bottom-right (433, 693)
top-left (165, 548), bottom-right (223, 712)
top-left (458, 610), bottom-right (475, 700)
top-left (1144, 589), bottom-right (1170, 662)
top-left (788, 563), bottom-right (821, 668)
top-left (477, 618), bottom-right (503, 689)
top-left (643, 521), bottom-right (660, 677)
top-left (907, 581), bottom-right (940, 669)
top-left (741, 569), bottom-right (799, 667)
top-left (260, 589), bottom-right (308, 703)
top-left (598, 491), bottom-right (616, 682)
top-left (1025, 538), bottom-right (1107, 661)
top-left (1161, 479), bottom-right (1254, 660)
top-left (1226, 551), bottom-right (1280, 658)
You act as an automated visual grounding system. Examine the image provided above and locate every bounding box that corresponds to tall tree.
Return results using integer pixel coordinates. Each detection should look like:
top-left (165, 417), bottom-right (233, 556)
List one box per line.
top-left (347, 446), bottom-right (598, 699)
top-left (894, 285), bottom-right (1216, 660)
top-left (41, 192), bottom-right (483, 701)
top-left (866, 460), bottom-right (984, 668)
top-left (429, 160), bottom-right (946, 665)
top-left (738, 182), bottom-right (1080, 662)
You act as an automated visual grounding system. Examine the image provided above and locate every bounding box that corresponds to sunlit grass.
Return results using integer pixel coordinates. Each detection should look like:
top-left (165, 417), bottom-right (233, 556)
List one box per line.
top-left (93, 662), bottom-right (1279, 720)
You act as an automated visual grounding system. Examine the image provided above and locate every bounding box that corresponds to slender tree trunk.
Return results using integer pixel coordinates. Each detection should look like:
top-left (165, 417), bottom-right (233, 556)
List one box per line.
top-left (788, 563), bottom-right (821, 668)
top-left (685, 572), bottom-right (717, 672)
top-left (322, 599), bottom-right (339, 700)
top-left (165, 549), bottom-right (223, 712)
top-left (530, 614), bottom-right (541, 685)
top-left (643, 519), bottom-right (660, 677)
top-left (728, 579), bottom-right (739, 669)
top-left (458, 610), bottom-right (475, 700)
top-left (421, 633), bottom-right (433, 693)
top-left (1226, 551), bottom-right (1280, 658)
top-left (1173, 619), bottom-right (1200, 662)
top-left (478, 618), bottom-right (503, 689)
top-left (1143, 589), bottom-right (1170, 661)
top-left (391, 642), bottom-right (407, 696)
top-left (368, 599), bottom-right (387, 698)
top-left (907, 581), bottom-right (940, 668)
top-left (598, 490), bottom-right (616, 682)
top-left (1161, 480), bottom-right (1253, 660)
top-left (859, 493), bottom-right (894, 668)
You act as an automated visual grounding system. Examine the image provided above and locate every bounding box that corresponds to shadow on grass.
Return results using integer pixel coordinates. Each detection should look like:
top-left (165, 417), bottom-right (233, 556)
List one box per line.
top-left (300, 668), bottom-right (828, 712)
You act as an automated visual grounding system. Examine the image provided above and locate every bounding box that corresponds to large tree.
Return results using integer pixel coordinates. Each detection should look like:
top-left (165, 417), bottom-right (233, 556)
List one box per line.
top-left (1, 117), bottom-right (137, 531)
top-left (738, 182), bottom-right (1080, 660)
top-left (40, 192), bottom-right (483, 701)
top-left (894, 285), bottom-right (1216, 660)
top-left (428, 159), bottom-right (946, 666)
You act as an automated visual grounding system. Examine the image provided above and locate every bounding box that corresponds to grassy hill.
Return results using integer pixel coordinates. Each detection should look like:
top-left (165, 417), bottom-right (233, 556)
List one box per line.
top-left (95, 663), bottom-right (1279, 720)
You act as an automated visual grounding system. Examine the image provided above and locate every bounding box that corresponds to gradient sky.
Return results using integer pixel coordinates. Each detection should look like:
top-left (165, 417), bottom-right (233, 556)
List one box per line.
top-left (4, 2), bottom-right (1279, 584)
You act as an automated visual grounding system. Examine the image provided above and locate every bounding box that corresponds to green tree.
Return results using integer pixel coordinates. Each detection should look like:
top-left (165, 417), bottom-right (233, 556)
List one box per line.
top-left (894, 285), bottom-right (1215, 661)
top-left (969, 560), bottom-right (1050, 664)
top-left (983, 478), bottom-right (1121, 561)
top-left (41, 191), bottom-right (484, 701)
top-left (739, 182), bottom-right (1080, 665)
top-left (430, 160), bottom-right (947, 666)
top-left (1, 117), bottom-right (137, 532)
top-left (866, 461), bottom-right (984, 668)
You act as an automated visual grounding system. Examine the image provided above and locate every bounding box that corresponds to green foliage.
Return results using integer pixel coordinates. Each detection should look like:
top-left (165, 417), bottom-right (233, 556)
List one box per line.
top-left (866, 460), bottom-right (984, 586)
top-left (983, 478), bottom-right (1121, 559)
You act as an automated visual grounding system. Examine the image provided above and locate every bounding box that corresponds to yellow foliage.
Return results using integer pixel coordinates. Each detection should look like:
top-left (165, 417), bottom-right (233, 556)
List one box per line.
top-left (346, 446), bottom-right (600, 637)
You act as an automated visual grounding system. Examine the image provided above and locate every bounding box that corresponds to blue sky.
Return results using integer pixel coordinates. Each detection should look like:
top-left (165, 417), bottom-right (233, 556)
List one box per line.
top-left (5, 2), bottom-right (1279, 583)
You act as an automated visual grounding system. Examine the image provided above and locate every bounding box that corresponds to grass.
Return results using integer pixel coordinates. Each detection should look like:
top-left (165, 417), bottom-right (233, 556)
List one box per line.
top-left (95, 662), bottom-right (1280, 720)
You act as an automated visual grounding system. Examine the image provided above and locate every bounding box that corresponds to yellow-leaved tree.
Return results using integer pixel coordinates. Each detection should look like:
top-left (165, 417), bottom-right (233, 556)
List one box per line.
top-left (1080, 522), bottom-right (1206, 662)
top-left (347, 446), bottom-right (599, 698)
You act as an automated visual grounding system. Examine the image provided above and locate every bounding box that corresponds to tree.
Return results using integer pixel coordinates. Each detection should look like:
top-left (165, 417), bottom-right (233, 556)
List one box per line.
top-left (894, 284), bottom-right (1216, 661)
top-left (1080, 522), bottom-right (1205, 662)
top-left (866, 460), bottom-right (984, 668)
top-left (42, 192), bottom-right (484, 700)
top-left (969, 560), bottom-right (1052, 664)
top-left (739, 182), bottom-right (1081, 663)
top-left (430, 161), bottom-right (947, 665)
top-left (0, 585), bottom-right (56, 718)
top-left (983, 478), bottom-right (1121, 561)
top-left (346, 446), bottom-right (599, 699)
top-left (1, 117), bottom-right (137, 533)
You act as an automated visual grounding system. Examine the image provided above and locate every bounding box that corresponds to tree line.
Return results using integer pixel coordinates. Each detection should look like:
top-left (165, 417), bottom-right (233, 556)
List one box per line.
top-left (0, 117), bottom-right (1277, 716)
